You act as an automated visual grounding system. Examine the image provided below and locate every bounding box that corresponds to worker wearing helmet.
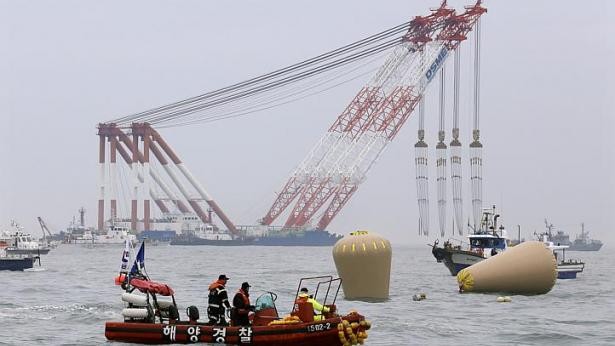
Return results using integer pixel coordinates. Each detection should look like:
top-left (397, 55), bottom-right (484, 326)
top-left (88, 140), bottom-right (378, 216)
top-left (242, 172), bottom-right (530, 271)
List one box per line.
top-left (295, 287), bottom-right (331, 321)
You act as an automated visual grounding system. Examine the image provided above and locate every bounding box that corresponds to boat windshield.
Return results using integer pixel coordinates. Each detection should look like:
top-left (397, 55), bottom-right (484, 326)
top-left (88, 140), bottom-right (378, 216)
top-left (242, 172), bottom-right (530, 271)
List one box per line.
top-left (470, 237), bottom-right (506, 249)
top-left (254, 293), bottom-right (276, 312)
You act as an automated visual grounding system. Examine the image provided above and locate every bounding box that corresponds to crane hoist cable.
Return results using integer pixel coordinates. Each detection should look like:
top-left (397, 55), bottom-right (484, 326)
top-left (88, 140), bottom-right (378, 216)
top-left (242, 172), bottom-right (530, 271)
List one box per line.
top-left (158, 51), bottom-right (385, 125)
top-left (158, 65), bottom-right (378, 128)
top-left (135, 38), bottom-right (401, 126)
top-left (108, 21), bottom-right (411, 126)
top-left (156, 52), bottom-right (385, 128)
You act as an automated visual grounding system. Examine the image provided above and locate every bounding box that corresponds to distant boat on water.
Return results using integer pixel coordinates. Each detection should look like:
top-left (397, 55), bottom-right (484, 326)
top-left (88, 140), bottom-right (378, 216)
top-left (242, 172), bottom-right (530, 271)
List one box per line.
top-left (170, 226), bottom-right (342, 246)
top-left (0, 221), bottom-right (51, 256)
top-left (538, 234), bottom-right (585, 279)
top-left (542, 220), bottom-right (602, 251)
top-left (0, 249), bottom-right (40, 271)
top-left (569, 223), bottom-right (602, 251)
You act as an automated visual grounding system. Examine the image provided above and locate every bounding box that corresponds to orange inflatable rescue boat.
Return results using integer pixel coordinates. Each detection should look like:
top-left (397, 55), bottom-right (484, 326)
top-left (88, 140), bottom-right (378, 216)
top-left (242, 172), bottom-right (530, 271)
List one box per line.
top-left (105, 244), bottom-right (371, 345)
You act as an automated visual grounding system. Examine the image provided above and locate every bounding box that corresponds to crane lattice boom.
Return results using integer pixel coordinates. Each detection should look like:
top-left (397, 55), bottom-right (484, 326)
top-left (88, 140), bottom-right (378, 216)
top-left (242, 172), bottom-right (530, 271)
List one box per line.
top-left (263, 1), bottom-right (486, 230)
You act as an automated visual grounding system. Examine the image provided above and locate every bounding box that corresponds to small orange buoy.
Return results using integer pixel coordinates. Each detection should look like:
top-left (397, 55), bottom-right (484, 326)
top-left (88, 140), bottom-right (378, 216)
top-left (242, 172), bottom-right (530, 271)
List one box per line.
top-left (114, 274), bottom-right (126, 286)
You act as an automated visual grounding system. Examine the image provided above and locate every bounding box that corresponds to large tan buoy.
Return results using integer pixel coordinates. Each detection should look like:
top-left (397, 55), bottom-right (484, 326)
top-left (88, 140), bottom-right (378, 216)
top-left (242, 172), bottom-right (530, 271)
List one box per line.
top-left (457, 241), bottom-right (557, 295)
top-left (332, 230), bottom-right (392, 300)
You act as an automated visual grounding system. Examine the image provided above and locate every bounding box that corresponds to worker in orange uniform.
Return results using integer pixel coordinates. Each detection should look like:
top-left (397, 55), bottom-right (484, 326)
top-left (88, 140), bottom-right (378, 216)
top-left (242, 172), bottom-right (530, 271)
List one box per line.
top-left (207, 274), bottom-right (231, 325)
top-left (295, 287), bottom-right (332, 321)
top-left (231, 282), bottom-right (255, 326)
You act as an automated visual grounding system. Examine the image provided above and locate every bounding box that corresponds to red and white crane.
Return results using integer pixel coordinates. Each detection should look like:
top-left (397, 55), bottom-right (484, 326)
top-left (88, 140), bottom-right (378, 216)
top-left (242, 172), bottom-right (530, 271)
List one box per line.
top-left (96, 1), bottom-right (486, 236)
top-left (264, 2), bottom-right (486, 230)
top-left (262, 3), bottom-right (457, 229)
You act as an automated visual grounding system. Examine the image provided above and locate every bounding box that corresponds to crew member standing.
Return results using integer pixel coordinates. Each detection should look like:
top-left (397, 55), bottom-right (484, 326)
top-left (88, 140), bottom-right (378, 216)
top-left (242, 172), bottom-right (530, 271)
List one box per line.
top-left (232, 282), bottom-right (255, 326)
top-left (207, 274), bottom-right (231, 325)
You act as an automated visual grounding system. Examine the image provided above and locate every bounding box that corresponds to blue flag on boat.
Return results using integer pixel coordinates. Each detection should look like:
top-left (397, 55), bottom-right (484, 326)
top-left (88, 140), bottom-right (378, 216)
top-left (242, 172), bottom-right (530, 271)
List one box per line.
top-left (130, 242), bottom-right (145, 275)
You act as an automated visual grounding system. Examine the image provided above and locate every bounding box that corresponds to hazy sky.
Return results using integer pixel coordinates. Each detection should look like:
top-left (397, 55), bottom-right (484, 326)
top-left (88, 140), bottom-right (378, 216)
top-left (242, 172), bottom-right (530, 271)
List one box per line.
top-left (1, 0), bottom-right (613, 245)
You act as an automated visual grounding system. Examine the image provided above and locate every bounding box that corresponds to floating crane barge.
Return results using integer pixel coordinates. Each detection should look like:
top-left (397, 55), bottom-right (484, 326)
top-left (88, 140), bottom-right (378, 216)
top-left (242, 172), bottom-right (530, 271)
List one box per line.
top-left (96, 1), bottom-right (486, 246)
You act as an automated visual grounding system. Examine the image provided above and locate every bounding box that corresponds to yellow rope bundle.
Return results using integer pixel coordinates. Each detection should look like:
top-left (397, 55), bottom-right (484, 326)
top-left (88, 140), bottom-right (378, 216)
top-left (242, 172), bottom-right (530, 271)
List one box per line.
top-left (337, 317), bottom-right (371, 345)
top-left (267, 315), bottom-right (302, 326)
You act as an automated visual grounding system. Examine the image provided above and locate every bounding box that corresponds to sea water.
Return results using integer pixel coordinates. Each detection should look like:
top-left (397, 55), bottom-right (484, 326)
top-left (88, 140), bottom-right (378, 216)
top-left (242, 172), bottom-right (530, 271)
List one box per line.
top-left (1, 244), bottom-right (614, 345)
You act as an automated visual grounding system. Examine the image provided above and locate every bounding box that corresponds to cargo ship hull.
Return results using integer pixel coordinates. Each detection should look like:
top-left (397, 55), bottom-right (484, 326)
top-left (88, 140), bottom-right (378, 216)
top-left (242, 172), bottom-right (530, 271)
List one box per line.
top-left (568, 243), bottom-right (603, 251)
top-left (170, 235), bottom-right (254, 246)
top-left (170, 230), bottom-right (342, 247)
top-left (253, 230), bottom-right (342, 246)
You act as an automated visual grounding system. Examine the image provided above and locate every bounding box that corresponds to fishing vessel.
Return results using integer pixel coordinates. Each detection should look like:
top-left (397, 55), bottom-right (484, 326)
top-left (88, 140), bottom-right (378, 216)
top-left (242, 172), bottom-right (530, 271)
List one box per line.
top-left (431, 207), bottom-right (509, 276)
top-left (105, 243), bottom-right (371, 345)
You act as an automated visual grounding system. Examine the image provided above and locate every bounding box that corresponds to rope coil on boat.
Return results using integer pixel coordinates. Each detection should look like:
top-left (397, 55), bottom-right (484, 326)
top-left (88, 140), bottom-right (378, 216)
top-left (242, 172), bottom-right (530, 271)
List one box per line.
top-left (267, 315), bottom-right (302, 326)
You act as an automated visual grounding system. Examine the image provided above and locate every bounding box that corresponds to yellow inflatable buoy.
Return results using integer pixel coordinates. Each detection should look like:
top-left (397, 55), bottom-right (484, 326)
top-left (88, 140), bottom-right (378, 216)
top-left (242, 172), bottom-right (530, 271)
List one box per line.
top-left (333, 230), bottom-right (392, 300)
top-left (457, 241), bottom-right (557, 295)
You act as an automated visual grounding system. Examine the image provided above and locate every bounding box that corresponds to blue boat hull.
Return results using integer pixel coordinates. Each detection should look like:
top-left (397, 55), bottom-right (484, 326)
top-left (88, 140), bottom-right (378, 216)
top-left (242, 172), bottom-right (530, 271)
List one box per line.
top-left (0, 257), bottom-right (37, 271)
top-left (557, 271), bottom-right (578, 279)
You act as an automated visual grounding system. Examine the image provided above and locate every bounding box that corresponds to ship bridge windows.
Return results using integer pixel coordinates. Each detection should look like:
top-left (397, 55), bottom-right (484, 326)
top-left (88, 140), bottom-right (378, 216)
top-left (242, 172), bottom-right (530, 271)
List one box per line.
top-left (470, 237), bottom-right (506, 249)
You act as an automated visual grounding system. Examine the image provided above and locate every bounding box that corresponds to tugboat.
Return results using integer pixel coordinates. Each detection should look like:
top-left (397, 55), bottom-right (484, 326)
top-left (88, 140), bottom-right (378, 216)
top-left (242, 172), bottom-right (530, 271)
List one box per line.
top-left (430, 206), bottom-right (509, 276)
top-left (569, 223), bottom-right (603, 251)
top-left (105, 243), bottom-right (371, 345)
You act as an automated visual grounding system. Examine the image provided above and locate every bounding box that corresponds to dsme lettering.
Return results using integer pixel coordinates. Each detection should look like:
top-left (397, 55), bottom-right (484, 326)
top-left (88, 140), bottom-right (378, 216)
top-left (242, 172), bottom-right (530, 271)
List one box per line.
top-left (425, 48), bottom-right (448, 82)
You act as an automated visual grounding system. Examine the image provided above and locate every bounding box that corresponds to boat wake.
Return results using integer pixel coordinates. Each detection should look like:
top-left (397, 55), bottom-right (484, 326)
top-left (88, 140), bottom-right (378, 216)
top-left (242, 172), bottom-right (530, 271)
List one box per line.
top-left (24, 267), bottom-right (46, 272)
top-left (0, 303), bottom-right (121, 323)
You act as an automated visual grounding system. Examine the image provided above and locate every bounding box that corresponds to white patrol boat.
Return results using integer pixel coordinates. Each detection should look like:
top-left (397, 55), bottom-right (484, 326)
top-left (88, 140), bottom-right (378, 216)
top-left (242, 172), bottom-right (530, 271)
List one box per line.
top-left (431, 207), bottom-right (509, 276)
top-left (538, 234), bottom-right (585, 279)
top-left (1, 221), bottom-right (51, 255)
top-left (95, 224), bottom-right (137, 245)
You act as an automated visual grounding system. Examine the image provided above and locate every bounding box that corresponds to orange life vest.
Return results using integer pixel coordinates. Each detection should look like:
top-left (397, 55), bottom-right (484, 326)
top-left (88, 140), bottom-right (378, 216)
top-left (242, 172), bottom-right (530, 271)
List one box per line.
top-left (236, 289), bottom-right (250, 308)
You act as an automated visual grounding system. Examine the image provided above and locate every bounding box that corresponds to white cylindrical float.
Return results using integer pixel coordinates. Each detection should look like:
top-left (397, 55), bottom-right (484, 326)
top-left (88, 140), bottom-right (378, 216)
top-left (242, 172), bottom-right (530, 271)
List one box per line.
top-left (121, 292), bottom-right (148, 306)
top-left (122, 308), bottom-right (150, 319)
top-left (332, 230), bottom-right (392, 300)
top-left (457, 241), bottom-right (557, 295)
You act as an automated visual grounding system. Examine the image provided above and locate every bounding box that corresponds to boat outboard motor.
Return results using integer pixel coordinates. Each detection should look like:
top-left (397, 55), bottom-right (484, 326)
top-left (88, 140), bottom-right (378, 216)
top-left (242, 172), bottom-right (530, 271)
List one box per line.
top-left (186, 306), bottom-right (200, 323)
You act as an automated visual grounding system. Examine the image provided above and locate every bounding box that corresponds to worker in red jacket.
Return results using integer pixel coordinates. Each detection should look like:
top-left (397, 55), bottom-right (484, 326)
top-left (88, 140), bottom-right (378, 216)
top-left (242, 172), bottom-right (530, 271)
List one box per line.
top-left (295, 287), bottom-right (332, 321)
